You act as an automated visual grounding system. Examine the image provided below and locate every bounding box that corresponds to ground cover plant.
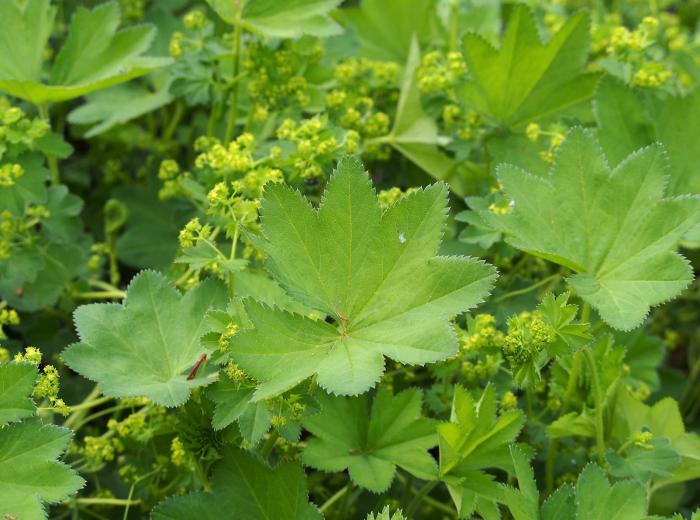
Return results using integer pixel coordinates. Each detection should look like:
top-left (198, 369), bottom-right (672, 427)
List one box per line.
top-left (2, 0), bottom-right (700, 518)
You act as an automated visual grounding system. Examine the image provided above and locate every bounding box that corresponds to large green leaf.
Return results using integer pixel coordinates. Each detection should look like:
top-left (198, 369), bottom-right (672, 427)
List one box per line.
top-left (302, 388), bottom-right (437, 492)
top-left (340, 0), bottom-right (441, 63)
top-left (0, 362), bottom-right (37, 425)
top-left (207, 0), bottom-right (343, 39)
top-left (152, 447), bottom-right (321, 519)
top-left (595, 75), bottom-right (700, 195)
top-left (481, 128), bottom-right (700, 330)
top-left (0, 0), bottom-right (171, 104)
top-left (0, 420), bottom-right (84, 520)
top-left (62, 271), bottom-right (228, 407)
top-left (460, 5), bottom-right (600, 127)
top-left (229, 157), bottom-right (496, 399)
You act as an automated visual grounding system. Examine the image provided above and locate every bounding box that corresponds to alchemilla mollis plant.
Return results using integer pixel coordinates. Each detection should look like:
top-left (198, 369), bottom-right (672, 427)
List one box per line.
top-left (1, 0), bottom-right (700, 518)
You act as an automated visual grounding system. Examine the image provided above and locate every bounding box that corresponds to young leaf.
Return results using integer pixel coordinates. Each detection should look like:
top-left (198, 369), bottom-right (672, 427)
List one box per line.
top-left (0, 420), bottom-right (84, 520)
top-left (62, 271), bottom-right (228, 407)
top-left (385, 39), bottom-right (470, 196)
top-left (480, 128), bottom-right (700, 330)
top-left (460, 5), bottom-right (600, 127)
top-left (0, 0), bottom-right (171, 105)
top-left (366, 506), bottom-right (408, 520)
top-left (302, 388), bottom-right (437, 492)
top-left (607, 437), bottom-right (681, 482)
top-left (207, 0), bottom-right (343, 39)
top-left (595, 75), bottom-right (700, 195)
top-left (229, 157), bottom-right (496, 398)
top-left (574, 464), bottom-right (650, 520)
top-left (0, 362), bottom-right (37, 425)
top-left (439, 384), bottom-right (525, 518)
top-left (206, 376), bottom-right (272, 445)
top-left (499, 446), bottom-right (540, 520)
top-left (152, 447), bottom-right (321, 519)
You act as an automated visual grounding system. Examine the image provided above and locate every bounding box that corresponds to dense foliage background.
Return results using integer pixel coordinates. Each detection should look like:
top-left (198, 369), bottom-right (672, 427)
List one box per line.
top-left (1, 0), bottom-right (700, 518)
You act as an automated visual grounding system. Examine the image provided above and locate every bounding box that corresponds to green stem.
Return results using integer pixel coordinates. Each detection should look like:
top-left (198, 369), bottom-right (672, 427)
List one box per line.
top-left (224, 6), bottom-right (243, 144)
top-left (72, 498), bottom-right (140, 507)
top-left (162, 100), bottom-right (184, 143)
top-left (260, 431), bottom-right (278, 458)
top-left (582, 347), bottom-right (606, 466)
top-left (64, 386), bottom-right (101, 430)
top-left (319, 483), bottom-right (351, 513)
top-left (493, 273), bottom-right (561, 303)
top-left (405, 481), bottom-right (438, 517)
top-left (449, 0), bottom-right (459, 52)
top-left (545, 350), bottom-right (583, 493)
top-left (88, 279), bottom-right (122, 292)
top-left (38, 103), bottom-right (60, 185)
top-left (74, 290), bottom-right (126, 300)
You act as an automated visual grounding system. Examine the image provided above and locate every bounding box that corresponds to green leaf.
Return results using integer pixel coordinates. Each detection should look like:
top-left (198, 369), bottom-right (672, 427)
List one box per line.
top-left (481, 128), bottom-right (700, 330)
top-left (340, 0), bottom-right (441, 63)
top-left (0, 0), bottom-right (171, 104)
top-left (114, 185), bottom-right (187, 270)
top-left (366, 506), bottom-right (408, 520)
top-left (607, 438), bottom-right (681, 482)
top-left (0, 239), bottom-right (91, 312)
top-left (152, 447), bottom-right (321, 519)
top-left (206, 376), bottom-right (272, 445)
top-left (229, 157), bottom-right (496, 399)
top-left (460, 5), bottom-right (600, 127)
top-left (67, 76), bottom-right (173, 137)
top-left (0, 420), bottom-right (84, 520)
top-left (386, 39), bottom-right (470, 196)
top-left (595, 75), bottom-right (700, 196)
top-left (0, 153), bottom-right (49, 215)
top-left (438, 384), bottom-right (525, 517)
top-left (538, 292), bottom-right (592, 356)
top-left (207, 0), bottom-right (343, 39)
top-left (0, 362), bottom-right (37, 425)
top-left (62, 271), bottom-right (228, 407)
top-left (574, 464), bottom-right (651, 520)
top-left (302, 388), bottom-right (437, 492)
top-left (499, 445), bottom-right (539, 520)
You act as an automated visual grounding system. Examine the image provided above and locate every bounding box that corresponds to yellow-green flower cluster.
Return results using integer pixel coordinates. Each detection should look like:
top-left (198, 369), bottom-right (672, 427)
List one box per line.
top-left (334, 58), bottom-right (400, 91)
top-left (276, 117), bottom-right (340, 179)
top-left (377, 187), bottom-right (418, 209)
top-left (502, 311), bottom-right (556, 365)
top-left (500, 391), bottom-right (518, 411)
top-left (416, 51), bottom-right (467, 94)
top-left (218, 322), bottom-right (239, 352)
top-left (195, 134), bottom-right (255, 175)
top-left (108, 411), bottom-right (146, 438)
top-left (0, 163), bottom-right (23, 187)
top-left (14, 346), bottom-right (42, 364)
top-left (632, 62), bottom-right (672, 88)
top-left (461, 314), bottom-right (505, 351)
top-left (527, 123), bottom-right (565, 164)
top-left (183, 9), bottom-right (208, 30)
top-left (178, 217), bottom-right (212, 249)
top-left (630, 430), bottom-right (654, 449)
top-left (118, 0), bottom-right (145, 23)
top-left (0, 98), bottom-right (50, 156)
top-left (0, 347), bottom-right (9, 363)
top-left (170, 436), bottom-right (188, 466)
top-left (244, 41), bottom-right (322, 112)
top-left (441, 105), bottom-right (481, 141)
top-left (224, 362), bottom-right (247, 383)
top-left (0, 306), bottom-right (19, 339)
top-left (83, 436), bottom-right (122, 466)
top-left (460, 354), bottom-right (500, 383)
